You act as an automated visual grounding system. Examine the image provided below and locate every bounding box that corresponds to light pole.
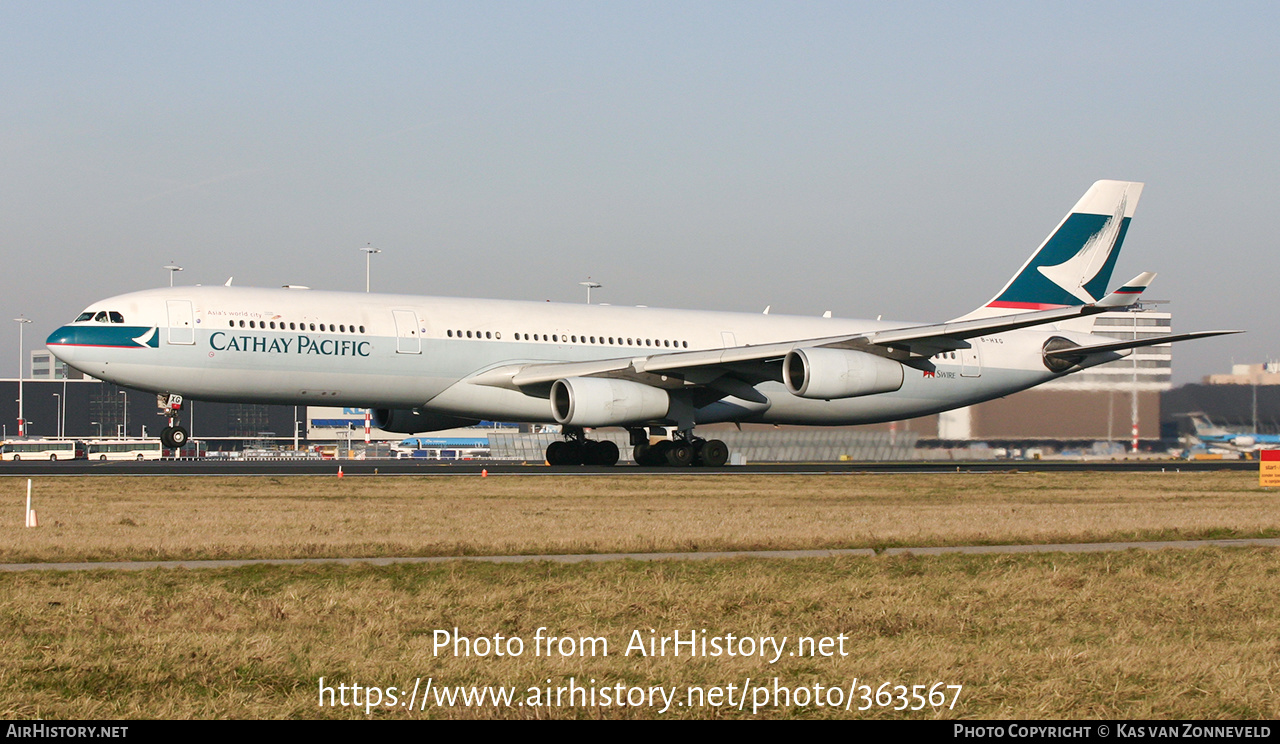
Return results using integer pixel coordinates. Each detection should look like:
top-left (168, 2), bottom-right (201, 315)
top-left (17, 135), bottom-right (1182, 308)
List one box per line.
top-left (1130, 311), bottom-right (1139, 454)
top-left (14, 317), bottom-right (31, 437)
top-left (164, 263), bottom-right (183, 287)
top-left (120, 390), bottom-right (128, 438)
top-left (361, 245), bottom-right (381, 293)
top-left (579, 280), bottom-right (601, 304)
top-left (91, 421), bottom-right (102, 438)
top-left (52, 393), bottom-right (61, 439)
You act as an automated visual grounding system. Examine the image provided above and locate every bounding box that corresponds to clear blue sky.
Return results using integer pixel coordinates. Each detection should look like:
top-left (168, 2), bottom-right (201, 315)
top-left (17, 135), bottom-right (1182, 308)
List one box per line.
top-left (2, 1), bottom-right (1275, 383)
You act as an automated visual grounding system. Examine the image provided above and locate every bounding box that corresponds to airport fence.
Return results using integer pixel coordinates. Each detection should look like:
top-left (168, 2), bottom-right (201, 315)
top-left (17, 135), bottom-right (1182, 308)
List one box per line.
top-left (487, 430), bottom-right (919, 463)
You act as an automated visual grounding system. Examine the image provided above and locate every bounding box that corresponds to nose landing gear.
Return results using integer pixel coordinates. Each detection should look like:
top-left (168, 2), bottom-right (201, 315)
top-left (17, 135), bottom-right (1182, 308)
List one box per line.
top-left (160, 425), bottom-right (189, 449)
top-left (157, 393), bottom-right (189, 450)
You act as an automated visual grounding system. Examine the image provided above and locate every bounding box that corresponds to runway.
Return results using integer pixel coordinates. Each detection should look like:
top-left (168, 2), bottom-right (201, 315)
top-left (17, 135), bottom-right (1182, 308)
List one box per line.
top-left (0, 458), bottom-right (1258, 476)
top-left (3, 538), bottom-right (1277, 573)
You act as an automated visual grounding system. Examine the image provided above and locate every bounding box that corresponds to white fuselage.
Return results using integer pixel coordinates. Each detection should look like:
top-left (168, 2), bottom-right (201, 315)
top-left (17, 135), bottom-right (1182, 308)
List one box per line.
top-left (47, 285), bottom-right (1104, 429)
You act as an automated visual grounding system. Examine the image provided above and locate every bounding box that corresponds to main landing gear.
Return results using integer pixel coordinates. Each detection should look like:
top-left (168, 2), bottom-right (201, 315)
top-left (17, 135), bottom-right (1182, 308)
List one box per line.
top-left (542, 427), bottom-right (731, 468)
top-left (158, 393), bottom-right (189, 450)
top-left (631, 430), bottom-right (730, 468)
top-left (544, 427), bottom-right (621, 466)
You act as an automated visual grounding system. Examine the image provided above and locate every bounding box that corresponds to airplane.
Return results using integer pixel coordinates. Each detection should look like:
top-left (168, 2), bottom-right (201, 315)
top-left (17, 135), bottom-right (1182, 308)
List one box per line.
top-left (1182, 412), bottom-right (1280, 455)
top-left (46, 180), bottom-right (1240, 467)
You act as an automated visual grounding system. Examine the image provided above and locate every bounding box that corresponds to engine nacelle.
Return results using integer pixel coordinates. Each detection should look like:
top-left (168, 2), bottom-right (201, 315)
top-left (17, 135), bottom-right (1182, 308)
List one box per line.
top-left (1233, 436), bottom-right (1256, 449)
top-left (783, 347), bottom-right (904, 400)
top-left (370, 408), bottom-right (481, 434)
top-left (551, 377), bottom-right (670, 428)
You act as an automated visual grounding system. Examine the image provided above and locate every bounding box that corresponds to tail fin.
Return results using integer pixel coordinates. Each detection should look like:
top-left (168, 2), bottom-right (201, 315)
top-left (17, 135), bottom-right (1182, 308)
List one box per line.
top-left (955, 180), bottom-right (1144, 321)
top-left (1187, 412), bottom-right (1229, 437)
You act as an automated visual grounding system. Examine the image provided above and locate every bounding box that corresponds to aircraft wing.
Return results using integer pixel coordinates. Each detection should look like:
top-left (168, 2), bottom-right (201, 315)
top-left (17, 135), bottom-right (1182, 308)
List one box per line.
top-left (468, 275), bottom-right (1170, 394)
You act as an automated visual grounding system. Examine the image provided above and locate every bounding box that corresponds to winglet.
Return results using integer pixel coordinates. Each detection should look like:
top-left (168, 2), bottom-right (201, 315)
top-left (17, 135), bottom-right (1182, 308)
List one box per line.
top-left (1095, 272), bottom-right (1156, 307)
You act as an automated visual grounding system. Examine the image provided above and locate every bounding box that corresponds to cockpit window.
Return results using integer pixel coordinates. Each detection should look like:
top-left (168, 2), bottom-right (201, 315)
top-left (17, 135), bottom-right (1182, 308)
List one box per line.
top-left (75, 312), bottom-right (94, 322)
top-left (109, 311), bottom-right (124, 323)
top-left (94, 311), bottom-right (109, 322)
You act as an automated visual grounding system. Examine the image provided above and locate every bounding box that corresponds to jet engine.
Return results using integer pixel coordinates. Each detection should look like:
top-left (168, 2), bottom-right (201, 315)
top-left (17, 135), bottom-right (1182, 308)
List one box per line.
top-left (551, 377), bottom-right (670, 428)
top-left (782, 347), bottom-right (904, 400)
top-left (370, 408), bottom-right (481, 434)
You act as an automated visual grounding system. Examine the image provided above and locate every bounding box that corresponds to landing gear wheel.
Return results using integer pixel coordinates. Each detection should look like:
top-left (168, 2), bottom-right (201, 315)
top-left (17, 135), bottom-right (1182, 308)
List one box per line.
top-left (549, 437), bottom-right (619, 466)
top-left (665, 441), bottom-right (695, 467)
top-left (161, 426), bottom-right (189, 449)
top-left (632, 441), bottom-right (652, 466)
top-left (594, 440), bottom-right (620, 466)
top-left (561, 440), bottom-right (585, 466)
top-left (699, 439), bottom-right (729, 467)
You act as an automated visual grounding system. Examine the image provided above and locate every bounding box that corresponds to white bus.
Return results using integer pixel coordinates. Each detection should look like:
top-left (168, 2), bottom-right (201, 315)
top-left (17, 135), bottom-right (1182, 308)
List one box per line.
top-left (1, 440), bottom-right (85, 461)
top-left (86, 439), bottom-right (164, 461)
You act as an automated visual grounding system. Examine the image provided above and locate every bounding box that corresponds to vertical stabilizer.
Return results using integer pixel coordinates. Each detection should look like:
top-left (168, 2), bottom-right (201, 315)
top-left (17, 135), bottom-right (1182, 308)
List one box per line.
top-left (954, 180), bottom-right (1144, 323)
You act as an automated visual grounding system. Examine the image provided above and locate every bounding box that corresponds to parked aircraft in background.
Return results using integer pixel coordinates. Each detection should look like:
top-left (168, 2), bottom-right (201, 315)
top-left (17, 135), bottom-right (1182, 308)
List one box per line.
top-left (47, 180), bottom-right (1238, 466)
top-left (1183, 412), bottom-right (1280, 454)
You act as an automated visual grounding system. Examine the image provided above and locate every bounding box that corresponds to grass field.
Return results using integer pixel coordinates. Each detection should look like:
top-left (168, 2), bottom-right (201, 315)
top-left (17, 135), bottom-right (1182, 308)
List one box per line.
top-left (1, 472), bottom-right (1277, 719)
top-left (2, 472), bottom-right (1277, 563)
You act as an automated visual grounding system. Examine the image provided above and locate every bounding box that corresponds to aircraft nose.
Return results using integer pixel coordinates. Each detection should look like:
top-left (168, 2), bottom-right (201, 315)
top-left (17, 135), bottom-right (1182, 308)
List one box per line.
top-left (46, 326), bottom-right (82, 363)
top-left (47, 326), bottom-right (73, 346)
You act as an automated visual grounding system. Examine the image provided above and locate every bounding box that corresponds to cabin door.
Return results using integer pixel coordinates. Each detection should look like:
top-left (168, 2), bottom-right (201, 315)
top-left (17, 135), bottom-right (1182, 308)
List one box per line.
top-left (393, 310), bottom-right (421, 354)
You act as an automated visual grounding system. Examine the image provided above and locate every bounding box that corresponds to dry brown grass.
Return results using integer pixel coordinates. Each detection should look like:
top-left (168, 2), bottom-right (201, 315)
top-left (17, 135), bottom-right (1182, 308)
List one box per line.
top-left (1, 548), bottom-right (1278, 719)
top-left (1, 472), bottom-right (1276, 563)
top-left (3, 472), bottom-right (1277, 719)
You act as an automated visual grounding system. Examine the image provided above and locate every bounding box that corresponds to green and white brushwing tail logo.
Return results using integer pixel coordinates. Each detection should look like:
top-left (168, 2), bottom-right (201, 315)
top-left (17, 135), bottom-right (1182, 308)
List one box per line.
top-left (1036, 188), bottom-right (1129, 303)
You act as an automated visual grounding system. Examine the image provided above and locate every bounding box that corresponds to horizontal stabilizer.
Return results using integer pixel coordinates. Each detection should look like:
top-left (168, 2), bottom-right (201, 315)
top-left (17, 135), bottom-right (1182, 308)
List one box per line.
top-left (1044, 330), bottom-right (1244, 359)
top-left (1095, 272), bottom-right (1156, 307)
